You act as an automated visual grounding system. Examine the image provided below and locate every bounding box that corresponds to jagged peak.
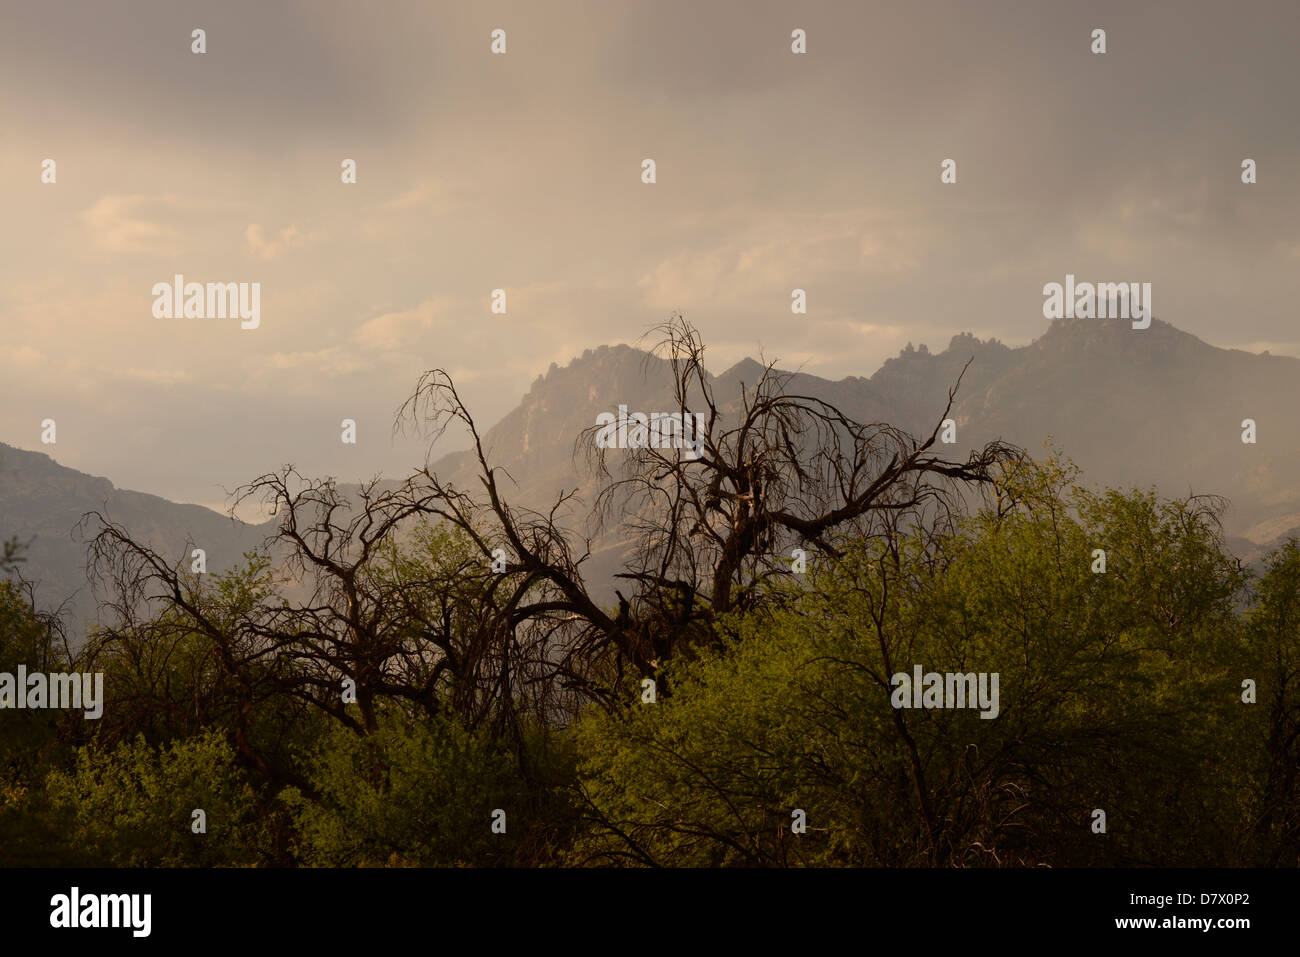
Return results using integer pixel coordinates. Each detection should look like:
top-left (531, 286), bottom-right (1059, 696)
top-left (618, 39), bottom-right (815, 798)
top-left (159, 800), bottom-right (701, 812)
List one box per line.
top-left (945, 331), bottom-right (1008, 353)
top-left (529, 343), bottom-right (648, 392)
top-left (717, 357), bottom-right (767, 381)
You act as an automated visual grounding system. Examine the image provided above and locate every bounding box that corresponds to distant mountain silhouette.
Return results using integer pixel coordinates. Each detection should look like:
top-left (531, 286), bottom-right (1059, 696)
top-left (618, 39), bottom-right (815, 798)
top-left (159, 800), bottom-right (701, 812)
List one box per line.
top-left (0, 443), bottom-right (274, 639)
top-left (5, 317), bottom-right (1298, 639)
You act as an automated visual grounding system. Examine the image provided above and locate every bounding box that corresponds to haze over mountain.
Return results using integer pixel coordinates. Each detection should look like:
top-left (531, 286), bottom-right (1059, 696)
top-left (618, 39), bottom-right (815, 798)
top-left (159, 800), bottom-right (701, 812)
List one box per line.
top-left (4, 316), bottom-right (1298, 641)
top-left (435, 316), bottom-right (1300, 548)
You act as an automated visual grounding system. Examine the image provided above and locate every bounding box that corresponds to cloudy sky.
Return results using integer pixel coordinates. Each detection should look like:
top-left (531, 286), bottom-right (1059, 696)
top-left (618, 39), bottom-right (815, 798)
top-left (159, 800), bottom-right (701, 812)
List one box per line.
top-left (2, 0), bottom-right (1298, 512)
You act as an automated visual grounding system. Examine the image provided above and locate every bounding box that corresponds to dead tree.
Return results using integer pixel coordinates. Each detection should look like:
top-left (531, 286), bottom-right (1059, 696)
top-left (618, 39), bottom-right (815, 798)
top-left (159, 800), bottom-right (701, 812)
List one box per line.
top-left (81, 313), bottom-right (1018, 748)
top-left (400, 313), bottom-right (1021, 685)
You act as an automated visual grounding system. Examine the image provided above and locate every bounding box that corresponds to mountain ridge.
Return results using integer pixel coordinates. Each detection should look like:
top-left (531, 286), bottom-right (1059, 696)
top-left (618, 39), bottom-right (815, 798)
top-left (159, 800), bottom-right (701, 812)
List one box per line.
top-left (5, 316), bottom-right (1298, 638)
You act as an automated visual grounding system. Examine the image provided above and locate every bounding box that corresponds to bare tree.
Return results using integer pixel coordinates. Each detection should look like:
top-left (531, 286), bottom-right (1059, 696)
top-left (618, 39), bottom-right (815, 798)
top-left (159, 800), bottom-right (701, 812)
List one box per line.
top-left (401, 313), bottom-right (1020, 687)
top-left (81, 313), bottom-right (1018, 760)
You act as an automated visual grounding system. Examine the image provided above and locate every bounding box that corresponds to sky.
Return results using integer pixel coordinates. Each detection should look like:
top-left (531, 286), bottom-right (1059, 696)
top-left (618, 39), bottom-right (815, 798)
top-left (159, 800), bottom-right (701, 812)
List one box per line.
top-left (2, 0), bottom-right (1298, 513)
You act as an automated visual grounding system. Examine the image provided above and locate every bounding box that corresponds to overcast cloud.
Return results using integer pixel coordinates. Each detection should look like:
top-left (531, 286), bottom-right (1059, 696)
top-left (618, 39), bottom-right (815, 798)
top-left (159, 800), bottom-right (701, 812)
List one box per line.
top-left (2, 0), bottom-right (1297, 510)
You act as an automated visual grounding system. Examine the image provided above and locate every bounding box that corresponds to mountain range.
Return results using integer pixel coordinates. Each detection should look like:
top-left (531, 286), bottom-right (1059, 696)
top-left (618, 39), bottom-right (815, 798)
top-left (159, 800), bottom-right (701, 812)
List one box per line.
top-left (4, 316), bottom-right (1298, 641)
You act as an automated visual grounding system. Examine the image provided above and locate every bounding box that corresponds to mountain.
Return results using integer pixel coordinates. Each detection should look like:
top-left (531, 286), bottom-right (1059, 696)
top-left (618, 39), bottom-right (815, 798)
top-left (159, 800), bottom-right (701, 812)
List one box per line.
top-left (426, 318), bottom-right (1300, 568)
top-left (4, 316), bottom-right (1299, 640)
top-left (944, 318), bottom-right (1300, 543)
top-left (0, 442), bottom-right (275, 638)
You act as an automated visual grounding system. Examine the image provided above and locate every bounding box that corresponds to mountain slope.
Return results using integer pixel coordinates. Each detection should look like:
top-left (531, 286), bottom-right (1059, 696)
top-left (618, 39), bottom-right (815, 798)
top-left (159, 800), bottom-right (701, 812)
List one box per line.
top-left (944, 318), bottom-right (1300, 538)
top-left (0, 443), bottom-right (274, 638)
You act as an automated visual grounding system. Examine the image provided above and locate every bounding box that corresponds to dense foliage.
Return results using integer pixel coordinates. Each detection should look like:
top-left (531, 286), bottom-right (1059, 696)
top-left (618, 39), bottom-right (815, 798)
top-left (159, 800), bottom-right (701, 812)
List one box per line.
top-left (1, 453), bottom-right (1296, 867)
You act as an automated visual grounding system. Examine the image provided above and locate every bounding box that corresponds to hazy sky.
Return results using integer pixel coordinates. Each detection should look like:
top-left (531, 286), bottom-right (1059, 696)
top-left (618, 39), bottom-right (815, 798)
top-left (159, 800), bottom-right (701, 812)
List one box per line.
top-left (2, 0), bottom-right (1298, 512)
